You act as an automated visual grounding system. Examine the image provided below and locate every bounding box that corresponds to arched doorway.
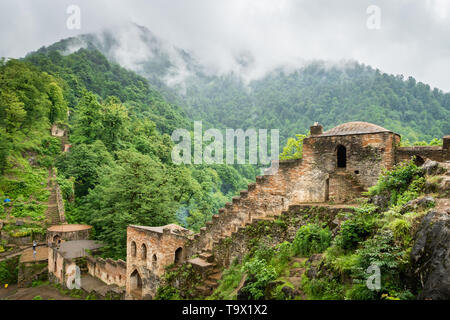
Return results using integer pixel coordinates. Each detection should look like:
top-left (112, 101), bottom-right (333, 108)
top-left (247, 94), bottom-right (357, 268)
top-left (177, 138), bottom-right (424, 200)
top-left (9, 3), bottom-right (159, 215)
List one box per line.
top-left (52, 234), bottom-right (61, 247)
top-left (337, 145), bottom-right (347, 168)
top-left (130, 269), bottom-right (142, 298)
top-left (174, 247), bottom-right (183, 264)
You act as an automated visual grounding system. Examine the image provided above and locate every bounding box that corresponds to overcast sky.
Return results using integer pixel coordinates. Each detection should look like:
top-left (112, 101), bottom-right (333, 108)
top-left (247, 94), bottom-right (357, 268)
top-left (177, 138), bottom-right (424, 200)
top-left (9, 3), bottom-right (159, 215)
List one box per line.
top-left (1, 0), bottom-right (449, 91)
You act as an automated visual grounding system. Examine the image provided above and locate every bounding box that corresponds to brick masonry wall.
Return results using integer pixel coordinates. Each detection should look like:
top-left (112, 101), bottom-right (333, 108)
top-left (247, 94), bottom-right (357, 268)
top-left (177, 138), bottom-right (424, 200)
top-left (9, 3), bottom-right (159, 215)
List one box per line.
top-left (211, 205), bottom-right (354, 269)
top-left (305, 132), bottom-right (398, 190)
top-left (48, 247), bottom-right (76, 288)
top-left (46, 228), bottom-right (91, 245)
top-left (396, 146), bottom-right (444, 164)
top-left (125, 226), bottom-right (188, 299)
top-left (86, 256), bottom-right (126, 287)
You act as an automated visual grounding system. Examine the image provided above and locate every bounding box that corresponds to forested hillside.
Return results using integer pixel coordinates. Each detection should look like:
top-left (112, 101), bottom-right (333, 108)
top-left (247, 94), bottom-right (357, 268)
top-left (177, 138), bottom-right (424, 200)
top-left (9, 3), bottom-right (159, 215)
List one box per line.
top-left (1, 50), bottom-right (258, 260)
top-left (181, 62), bottom-right (450, 143)
top-left (0, 59), bottom-right (68, 248)
top-left (35, 26), bottom-right (450, 143)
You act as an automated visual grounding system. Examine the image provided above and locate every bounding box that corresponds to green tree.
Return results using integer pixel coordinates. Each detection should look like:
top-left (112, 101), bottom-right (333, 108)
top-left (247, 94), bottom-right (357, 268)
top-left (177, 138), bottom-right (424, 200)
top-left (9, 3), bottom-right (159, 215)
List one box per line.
top-left (81, 150), bottom-right (192, 259)
top-left (56, 141), bottom-right (113, 197)
top-left (279, 134), bottom-right (307, 160)
top-left (71, 91), bottom-right (104, 144)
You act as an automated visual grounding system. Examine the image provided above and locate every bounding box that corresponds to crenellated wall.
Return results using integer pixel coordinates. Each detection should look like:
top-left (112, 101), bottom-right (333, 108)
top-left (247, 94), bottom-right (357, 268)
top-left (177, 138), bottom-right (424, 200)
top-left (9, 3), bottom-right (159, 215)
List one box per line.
top-left (182, 131), bottom-right (399, 260)
top-left (48, 248), bottom-right (77, 287)
top-left (184, 159), bottom-right (304, 258)
top-left (86, 256), bottom-right (126, 287)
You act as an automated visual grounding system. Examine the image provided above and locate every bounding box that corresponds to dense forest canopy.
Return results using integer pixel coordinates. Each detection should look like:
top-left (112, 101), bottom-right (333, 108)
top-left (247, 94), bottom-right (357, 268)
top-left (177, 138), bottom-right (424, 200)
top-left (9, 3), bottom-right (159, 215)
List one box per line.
top-left (176, 62), bottom-right (450, 143)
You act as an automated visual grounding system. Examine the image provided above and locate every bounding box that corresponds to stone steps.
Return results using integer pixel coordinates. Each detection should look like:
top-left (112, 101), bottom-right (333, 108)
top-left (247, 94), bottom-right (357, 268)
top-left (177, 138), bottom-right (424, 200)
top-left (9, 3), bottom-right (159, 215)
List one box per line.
top-left (199, 252), bottom-right (214, 263)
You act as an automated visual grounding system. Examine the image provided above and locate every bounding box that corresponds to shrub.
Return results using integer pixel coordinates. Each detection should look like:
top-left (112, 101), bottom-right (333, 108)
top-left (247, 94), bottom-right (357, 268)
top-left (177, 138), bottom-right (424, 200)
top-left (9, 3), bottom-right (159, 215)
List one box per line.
top-left (252, 243), bottom-right (275, 263)
top-left (276, 241), bottom-right (293, 264)
top-left (0, 257), bottom-right (19, 285)
top-left (388, 218), bottom-right (411, 245)
top-left (368, 159), bottom-right (424, 207)
top-left (345, 283), bottom-right (378, 300)
top-left (241, 258), bottom-right (278, 300)
top-left (301, 274), bottom-right (345, 300)
top-left (211, 261), bottom-right (244, 300)
top-left (355, 231), bottom-right (402, 271)
top-left (292, 224), bottom-right (332, 256)
top-left (327, 253), bottom-right (360, 277)
top-left (335, 210), bottom-right (376, 251)
top-left (56, 176), bottom-right (74, 201)
top-left (395, 177), bottom-right (425, 207)
top-left (155, 286), bottom-right (182, 300)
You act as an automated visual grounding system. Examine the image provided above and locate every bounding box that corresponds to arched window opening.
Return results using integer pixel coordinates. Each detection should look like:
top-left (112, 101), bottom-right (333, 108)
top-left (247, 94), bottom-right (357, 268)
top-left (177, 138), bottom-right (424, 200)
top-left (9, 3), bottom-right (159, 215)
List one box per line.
top-left (130, 269), bottom-right (142, 297)
top-left (152, 254), bottom-right (157, 269)
top-left (337, 145), bottom-right (347, 168)
top-left (141, 244), bottom-right (147, 260)
top-left (131, 241), bottom-right (136, 257)
top-left (174, 247), bottom-right (183, 264)
top-left (414, 156), bottom-right (425, 167)
top-left (53, 234), bottom-right (61, 247)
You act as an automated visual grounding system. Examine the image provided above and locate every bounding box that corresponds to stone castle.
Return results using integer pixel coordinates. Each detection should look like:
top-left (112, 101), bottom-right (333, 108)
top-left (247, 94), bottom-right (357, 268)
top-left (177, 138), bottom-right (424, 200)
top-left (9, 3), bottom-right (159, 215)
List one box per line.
top-left (48, 121), bottom-right (450, 299)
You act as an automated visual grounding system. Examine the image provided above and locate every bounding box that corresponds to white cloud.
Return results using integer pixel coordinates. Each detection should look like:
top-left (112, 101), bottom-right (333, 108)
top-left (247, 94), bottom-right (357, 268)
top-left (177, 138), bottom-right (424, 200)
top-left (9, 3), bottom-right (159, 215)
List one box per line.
top-left (1, 0), bottom-right (450, 91)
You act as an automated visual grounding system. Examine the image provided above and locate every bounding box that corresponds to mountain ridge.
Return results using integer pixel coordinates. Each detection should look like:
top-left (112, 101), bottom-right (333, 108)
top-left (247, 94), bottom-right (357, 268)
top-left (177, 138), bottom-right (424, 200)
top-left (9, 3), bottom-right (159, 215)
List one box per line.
top-left (25, 23), bottom-right (450, 142)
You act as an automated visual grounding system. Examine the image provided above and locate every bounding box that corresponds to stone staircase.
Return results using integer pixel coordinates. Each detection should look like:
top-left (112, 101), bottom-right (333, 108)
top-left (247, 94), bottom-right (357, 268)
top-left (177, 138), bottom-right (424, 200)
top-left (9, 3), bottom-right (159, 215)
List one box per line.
top-left (45, 168), bottom-right (66, 225)
top-left (187, 202), bottom-right (353, 296)
top-left (329, 169), bottom-right (365, 203)
top-left (182, 159), bottom-right (366, 294)
top-left (183, 161), bottom-right (300, 294)
top-left (188, 255), bottom-right (222, 296)
top-left (185, 162), bottom-right (297, 258)
top-left (46, 185), bottom-right (60, 225)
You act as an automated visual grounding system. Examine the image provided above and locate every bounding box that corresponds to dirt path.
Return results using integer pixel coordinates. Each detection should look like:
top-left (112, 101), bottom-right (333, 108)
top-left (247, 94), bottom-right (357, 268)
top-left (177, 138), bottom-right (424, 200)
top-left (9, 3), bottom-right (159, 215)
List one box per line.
top-left (230, 274), bottom-right (247, 298)
top-left (0, 284), bottom-right (79, 300)
top-left (19, 246), bottom-right (48, 263)
top-left (287, 257), bottom-right (307, 300)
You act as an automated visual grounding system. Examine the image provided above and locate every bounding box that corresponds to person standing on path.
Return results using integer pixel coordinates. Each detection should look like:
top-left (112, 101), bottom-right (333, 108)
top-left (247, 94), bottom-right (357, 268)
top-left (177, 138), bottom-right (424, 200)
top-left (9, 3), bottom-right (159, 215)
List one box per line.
top-left (32, 240), bottom-right (37, 260)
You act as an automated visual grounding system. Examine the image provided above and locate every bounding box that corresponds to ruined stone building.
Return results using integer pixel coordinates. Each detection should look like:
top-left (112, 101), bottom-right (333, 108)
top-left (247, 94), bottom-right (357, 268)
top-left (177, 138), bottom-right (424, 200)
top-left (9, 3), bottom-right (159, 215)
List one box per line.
top-left (47, 224), bottom-right (126, 298)
top-left (123, 121), bottom-right (449, 299)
